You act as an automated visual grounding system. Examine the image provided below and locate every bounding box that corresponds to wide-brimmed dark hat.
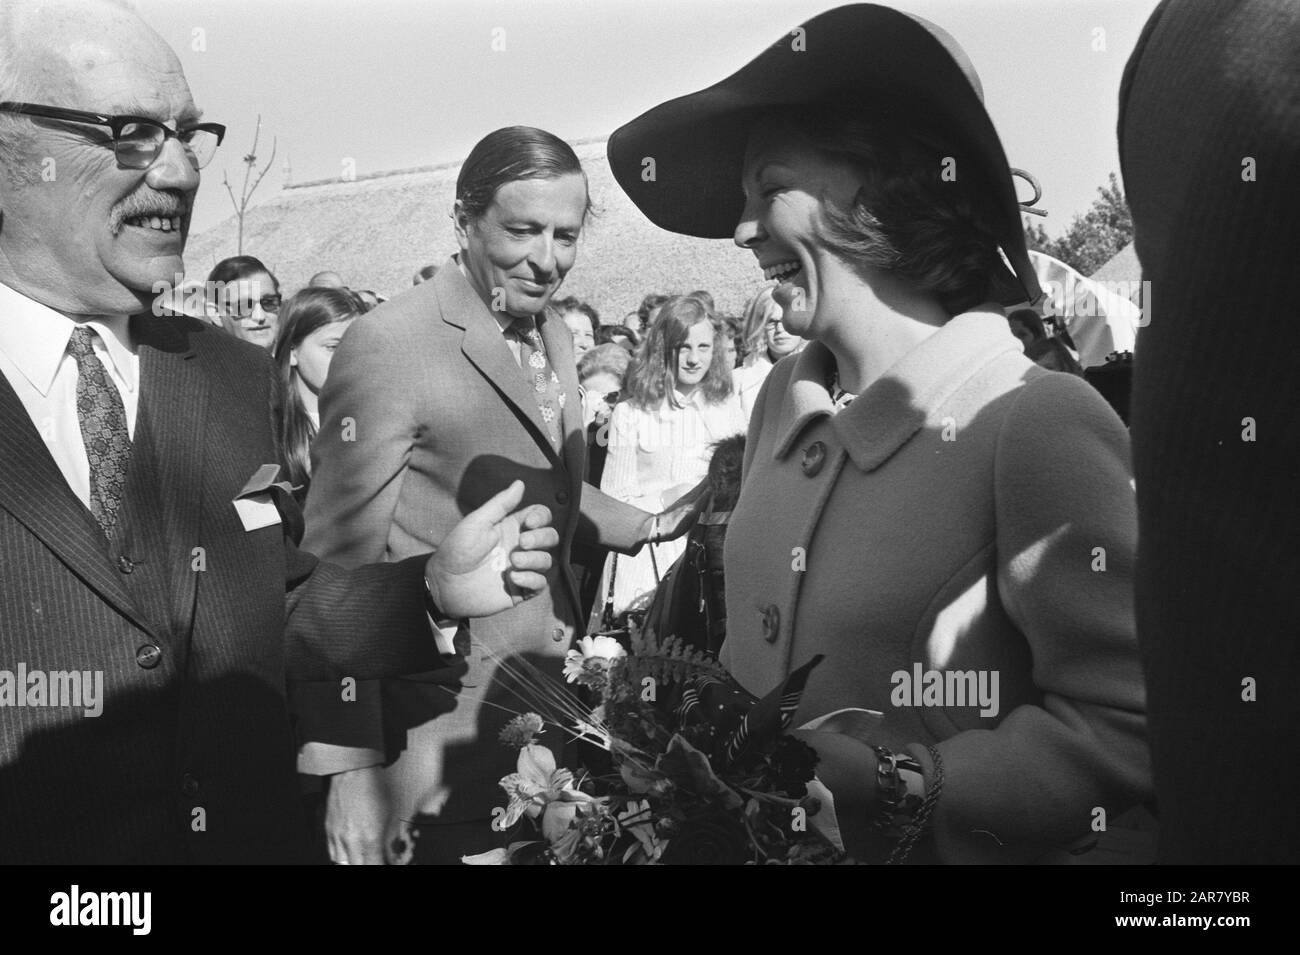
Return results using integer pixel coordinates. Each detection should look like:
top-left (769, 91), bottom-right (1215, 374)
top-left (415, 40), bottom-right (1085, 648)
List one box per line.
top-left (607, 3), bottom-right (1040, 306)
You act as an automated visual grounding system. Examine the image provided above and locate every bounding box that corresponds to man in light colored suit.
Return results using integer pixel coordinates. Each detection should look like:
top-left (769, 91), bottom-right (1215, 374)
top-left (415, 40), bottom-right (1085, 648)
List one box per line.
top-left (300, 127), bottom-right (701, 864)
top-left (0, 0), bottom-right (559, 864)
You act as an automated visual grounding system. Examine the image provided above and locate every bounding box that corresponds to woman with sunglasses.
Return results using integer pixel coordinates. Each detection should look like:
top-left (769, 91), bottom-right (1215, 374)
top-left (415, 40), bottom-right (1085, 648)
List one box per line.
top-left (206, 255), bottom-right (282, 349)
top-left (609, 3), bottom-right (1152, 864)
top-left (733, 285), bottom-right (804, 421)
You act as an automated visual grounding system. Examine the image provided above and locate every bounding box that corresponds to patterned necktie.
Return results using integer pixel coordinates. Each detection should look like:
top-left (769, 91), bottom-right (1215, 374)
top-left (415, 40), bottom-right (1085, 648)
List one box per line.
top-left (510, 316), bottom-right (566, 448)
top-left (67, 325), bottom-right (131, 538)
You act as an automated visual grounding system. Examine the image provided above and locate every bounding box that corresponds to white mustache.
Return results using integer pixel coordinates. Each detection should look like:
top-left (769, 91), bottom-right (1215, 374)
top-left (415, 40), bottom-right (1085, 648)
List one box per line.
top-left (111, 192), bottom-right (189, 234)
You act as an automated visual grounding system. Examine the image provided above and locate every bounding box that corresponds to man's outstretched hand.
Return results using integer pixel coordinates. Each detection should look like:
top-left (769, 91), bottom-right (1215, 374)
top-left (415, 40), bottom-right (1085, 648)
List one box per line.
top-left (642, 476), bottom-right (711, 544)
top-left (425, 480), bottom-right (558, 619)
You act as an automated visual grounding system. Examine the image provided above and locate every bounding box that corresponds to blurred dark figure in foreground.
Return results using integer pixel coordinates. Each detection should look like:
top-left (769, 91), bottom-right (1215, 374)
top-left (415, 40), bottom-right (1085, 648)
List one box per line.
top-left (1121, 0), bottom-right (1300, 864)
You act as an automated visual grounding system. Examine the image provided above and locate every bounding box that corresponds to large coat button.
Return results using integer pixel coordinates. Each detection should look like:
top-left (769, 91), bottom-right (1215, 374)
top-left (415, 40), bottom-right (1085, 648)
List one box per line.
top-left (136, 644), bottom-right (162, 669)
top-left (552, 627), bottom-right (566, 643)
top-left (555, 489), bottom-right (570, 505)
top-left (760, 604), bottom-right (781, 643)
top-left (801, 442), bottom-right (827, 476)
top-left (180, 774), bottom-right (200, 797)
top-left (117, 555), bottom-right (135, 574)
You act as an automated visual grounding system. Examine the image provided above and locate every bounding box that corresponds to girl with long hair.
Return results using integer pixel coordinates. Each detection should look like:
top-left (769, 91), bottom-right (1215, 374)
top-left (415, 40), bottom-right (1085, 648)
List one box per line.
top-left (270, 287), bottom-right (367, 493)
top-left (591, 295), bottom-right (745, 627)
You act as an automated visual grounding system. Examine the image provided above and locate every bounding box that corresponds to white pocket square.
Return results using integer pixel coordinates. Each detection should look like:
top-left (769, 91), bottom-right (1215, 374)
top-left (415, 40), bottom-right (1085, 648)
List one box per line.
top-left (233, 463), bottom-right (294, 532)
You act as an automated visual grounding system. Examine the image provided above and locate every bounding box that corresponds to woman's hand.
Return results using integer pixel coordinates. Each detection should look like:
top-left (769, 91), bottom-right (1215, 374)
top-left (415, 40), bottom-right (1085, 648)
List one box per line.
top-left (790, 729), bottom-right (882, 855)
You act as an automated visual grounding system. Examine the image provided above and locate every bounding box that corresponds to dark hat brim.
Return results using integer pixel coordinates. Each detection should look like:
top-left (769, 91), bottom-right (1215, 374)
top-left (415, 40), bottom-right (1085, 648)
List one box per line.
top-left (607, 3), bottom-right (1040, 306)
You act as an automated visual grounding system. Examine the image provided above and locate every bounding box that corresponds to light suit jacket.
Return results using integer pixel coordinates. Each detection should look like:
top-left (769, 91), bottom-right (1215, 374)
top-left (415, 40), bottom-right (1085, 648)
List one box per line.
top-left (299, 258), bottom-right (645, 827)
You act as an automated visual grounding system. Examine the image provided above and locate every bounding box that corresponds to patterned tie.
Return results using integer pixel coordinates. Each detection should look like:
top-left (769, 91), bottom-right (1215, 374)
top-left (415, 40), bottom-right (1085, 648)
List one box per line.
top-left (67, 325), bottom-right (131, 538)
top-left (511, 316), bottom-right (566, 448)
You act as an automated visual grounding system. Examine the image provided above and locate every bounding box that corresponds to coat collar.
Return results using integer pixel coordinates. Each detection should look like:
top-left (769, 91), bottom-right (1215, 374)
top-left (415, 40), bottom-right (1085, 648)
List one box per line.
top-left (773, 308), bottom-right (1022, 472)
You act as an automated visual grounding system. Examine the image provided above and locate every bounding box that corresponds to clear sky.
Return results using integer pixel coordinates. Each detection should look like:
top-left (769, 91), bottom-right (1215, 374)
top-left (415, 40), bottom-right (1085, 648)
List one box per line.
top-left (136, 0), bottom-right (1163, 238)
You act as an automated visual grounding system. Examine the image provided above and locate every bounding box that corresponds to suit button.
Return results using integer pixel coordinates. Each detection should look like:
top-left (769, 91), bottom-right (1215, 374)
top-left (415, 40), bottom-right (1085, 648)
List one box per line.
top-left (760, 604), bottom-right (781, 643)
top-left (555, 489), bottom-right (569, 505)
top-left (180, 774), bottom-right (200, 797)
top-left (801, 442), bottom-right (827, 476)
top-left (136, 644), bottom-right (163, 669)
top-left (551, 627), bottom-right (566, 643)
top-left (117, 555), bottom-right (135, 574)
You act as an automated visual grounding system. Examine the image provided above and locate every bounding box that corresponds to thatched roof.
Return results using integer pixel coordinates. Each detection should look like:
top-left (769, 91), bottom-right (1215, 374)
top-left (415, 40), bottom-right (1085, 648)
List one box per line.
top-left (1088, 242), bottom-right (1143, 307)
top-left (1090, 241), bottom-right (1141, 286)
top-left (185, 138), bottom-right (767, 319)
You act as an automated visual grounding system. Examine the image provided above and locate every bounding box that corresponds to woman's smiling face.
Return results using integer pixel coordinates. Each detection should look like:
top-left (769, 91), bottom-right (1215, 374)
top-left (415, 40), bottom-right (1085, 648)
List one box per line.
top-left (733, 119), bottom-right (870, 339)
top-left (675, 319), bottom-right (714, 392)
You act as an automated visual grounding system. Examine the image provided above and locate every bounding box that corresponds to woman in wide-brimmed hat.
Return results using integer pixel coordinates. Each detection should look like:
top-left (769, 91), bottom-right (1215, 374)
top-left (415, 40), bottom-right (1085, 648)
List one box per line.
top-left (609, 3), bottom-right (1152, 864)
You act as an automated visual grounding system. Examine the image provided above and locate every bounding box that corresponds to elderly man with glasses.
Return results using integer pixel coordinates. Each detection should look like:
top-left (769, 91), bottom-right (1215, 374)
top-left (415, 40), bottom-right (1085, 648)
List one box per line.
top-left (0, 0), bottom-right (561, 864)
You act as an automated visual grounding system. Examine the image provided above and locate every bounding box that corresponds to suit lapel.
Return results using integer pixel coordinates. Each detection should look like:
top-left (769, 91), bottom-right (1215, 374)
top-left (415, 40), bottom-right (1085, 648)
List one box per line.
top-left (0, 359), bottom-right (156, 636)
top-left (436, 264), bottom-right (562, 464)
top-left (132, 313), bottom-right (206, 637)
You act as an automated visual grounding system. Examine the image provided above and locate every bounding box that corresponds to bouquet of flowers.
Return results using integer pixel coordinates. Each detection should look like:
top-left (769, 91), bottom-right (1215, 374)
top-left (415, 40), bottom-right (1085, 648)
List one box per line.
top-left (462, 625), bottom-right (846, 865)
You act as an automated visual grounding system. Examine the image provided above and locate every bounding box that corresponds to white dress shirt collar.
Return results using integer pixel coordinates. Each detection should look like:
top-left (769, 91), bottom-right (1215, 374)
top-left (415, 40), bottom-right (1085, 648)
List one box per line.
top-left (0, 280), bottom-right (136, 397)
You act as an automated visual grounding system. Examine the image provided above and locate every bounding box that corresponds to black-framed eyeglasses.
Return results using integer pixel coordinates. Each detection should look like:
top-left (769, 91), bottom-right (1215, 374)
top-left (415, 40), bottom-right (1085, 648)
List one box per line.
top-left (224, 294), bottom-right (283, 318)
top-left (0, 102), bottom-right (226, 170)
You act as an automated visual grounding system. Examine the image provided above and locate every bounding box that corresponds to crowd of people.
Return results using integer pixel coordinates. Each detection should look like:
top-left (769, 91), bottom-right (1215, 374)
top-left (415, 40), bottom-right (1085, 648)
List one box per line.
top-left (1, 0), bottom-right (1296, 872)
top-left (169, 123), bottom-right (1144, 866)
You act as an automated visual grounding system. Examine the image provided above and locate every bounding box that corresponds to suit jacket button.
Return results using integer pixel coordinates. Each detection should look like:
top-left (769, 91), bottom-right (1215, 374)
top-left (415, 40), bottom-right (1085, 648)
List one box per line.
top-left (136, 644), bottom-right (163, 669)
top-left (180, 774), bottom-right (200, 797)
top-left (552, 627), bottom-right (566, 642)
top-left (117, 555), bottom-right (135, 574)
top-left (801, 442), bottom-right (827, 476)
top-left (760, 604), bottom-right (781, 643)
top-left (555, 489), bottom-right (570, 505)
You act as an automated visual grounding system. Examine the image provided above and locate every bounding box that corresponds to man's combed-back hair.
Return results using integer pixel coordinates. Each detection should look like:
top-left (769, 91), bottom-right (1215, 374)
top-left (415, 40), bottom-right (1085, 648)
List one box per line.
top-left (455, 126), bottom-right (592, 222)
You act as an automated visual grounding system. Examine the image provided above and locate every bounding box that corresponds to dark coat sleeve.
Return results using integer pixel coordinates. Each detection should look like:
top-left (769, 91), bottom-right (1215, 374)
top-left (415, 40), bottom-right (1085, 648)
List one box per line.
top-left (281, 541), bottom-right (442, 682)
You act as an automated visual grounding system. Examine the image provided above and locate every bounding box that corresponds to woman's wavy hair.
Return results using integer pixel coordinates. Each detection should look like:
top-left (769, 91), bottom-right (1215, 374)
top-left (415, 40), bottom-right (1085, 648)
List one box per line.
top-left (270, 287), bottom-right (367, 490)
top-left (775, 104), bottom-right (1006, 316)
top-left (739, 286), bottom-right (781, 365)
top-left (624, 295), bottom-right (733, 410)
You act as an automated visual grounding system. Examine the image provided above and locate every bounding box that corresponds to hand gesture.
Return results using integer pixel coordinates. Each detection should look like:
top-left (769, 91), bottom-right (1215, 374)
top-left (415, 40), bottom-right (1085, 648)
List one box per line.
top-left (425, 480), bottom-right (558, 619)
top-left (643, 476), bottom-right (711, 543)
